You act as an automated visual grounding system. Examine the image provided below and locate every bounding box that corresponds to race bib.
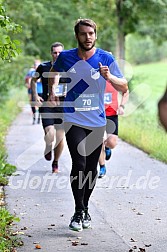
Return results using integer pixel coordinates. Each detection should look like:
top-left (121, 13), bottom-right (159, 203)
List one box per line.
top-left (55, 84), bottom-right (64, 96)
top-left (36, 82), bottom-right (43, 94)
top-left (75, 93), bottom-right (99, 111)
top-left (104, 93), bottom-right (112, 104)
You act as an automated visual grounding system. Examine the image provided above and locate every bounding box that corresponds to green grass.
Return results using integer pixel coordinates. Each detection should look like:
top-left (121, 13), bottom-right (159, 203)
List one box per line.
top-left (133, 61), bottom-right (167, 99)
top-left (119, 61), bottom-right (167, 163)
top-left (0, 87), bottom-right (25, 251)
top-left (0, 88), bottom-right (25, 182)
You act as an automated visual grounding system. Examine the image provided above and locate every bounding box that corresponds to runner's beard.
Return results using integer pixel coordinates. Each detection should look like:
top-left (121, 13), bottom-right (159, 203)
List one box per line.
top-left (78, 40), bottom-right (96, 51)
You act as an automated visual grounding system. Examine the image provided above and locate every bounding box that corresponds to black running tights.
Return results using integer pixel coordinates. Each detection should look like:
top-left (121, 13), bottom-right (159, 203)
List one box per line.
top-left (65, 123), bottom-right (105, 211)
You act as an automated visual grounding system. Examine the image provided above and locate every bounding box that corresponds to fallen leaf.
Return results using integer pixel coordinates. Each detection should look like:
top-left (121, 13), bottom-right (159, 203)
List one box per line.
top-left (20, 212), bottom-right (27, 216)
top-left (145, 244), bottom-right (151, 247)
top-left (130, 238), bottom-right (137, 242)
top-left (11, 248), bottom-right (17, 252)
top-left (139, 248), bottom-right (145, 252)
top-left (18, 240), bottom-right (24, 246)
top-left (72, 241), bottom-right (79, 246)
top-left (21, 227), bottom-right (27, 230)
top-left (12, 231), bottom-right (24, 236)
top-left (0, 200), bottom-right (5, 206)
top-left (67, 238), bottom-right (72, 241)
top-left (35, 244), bottom-right (41, 249)
top-left (136, 212), bottom-right (144, 215)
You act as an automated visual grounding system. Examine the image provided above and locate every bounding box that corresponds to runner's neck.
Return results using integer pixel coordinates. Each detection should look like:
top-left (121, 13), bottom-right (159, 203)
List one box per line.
top-left (78, 47), bottom-right (96, 60)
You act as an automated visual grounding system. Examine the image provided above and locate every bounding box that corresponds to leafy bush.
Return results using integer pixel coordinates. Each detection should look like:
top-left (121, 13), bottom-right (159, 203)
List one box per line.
top-left (0, 3), bottom-right (22, 61)
top-left (0, 207), bottom-right (22, 252)
top-left (126, 34), bottom-right (167, 64)
top-left (0, 158), bottom-right (16, 186)
top-left (0, 54), bottom-right (35, 101)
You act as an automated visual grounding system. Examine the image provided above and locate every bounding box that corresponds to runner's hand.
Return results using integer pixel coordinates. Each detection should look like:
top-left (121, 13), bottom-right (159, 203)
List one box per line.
top-left (32, 95), bottom-right (43, 107)
top-left (47, 94), bottom-right (60, 106)
top-left (36, 95), bottom-right (43, 106)
top-left (99, 62), bottom-right (111, 80)
top-left (117, 105), bottom-right (125, 115)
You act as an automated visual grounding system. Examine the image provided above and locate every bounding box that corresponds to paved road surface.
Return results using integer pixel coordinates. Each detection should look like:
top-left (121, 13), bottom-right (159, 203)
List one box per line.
top-left (5, 106), bottom-right (167, 252)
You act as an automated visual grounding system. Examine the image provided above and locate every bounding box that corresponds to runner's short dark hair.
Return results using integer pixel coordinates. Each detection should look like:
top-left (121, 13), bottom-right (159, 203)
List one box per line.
top-left (74, 18), bottom-right (97, 35)
top-left (51, 42), bottom-right (64, 52)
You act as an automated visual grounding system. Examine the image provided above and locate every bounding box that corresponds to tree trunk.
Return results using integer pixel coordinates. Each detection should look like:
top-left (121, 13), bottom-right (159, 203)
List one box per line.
top-left (116, 29), bottom-right (125, 60)
top-left (115, 0), bottom-right (126, 60)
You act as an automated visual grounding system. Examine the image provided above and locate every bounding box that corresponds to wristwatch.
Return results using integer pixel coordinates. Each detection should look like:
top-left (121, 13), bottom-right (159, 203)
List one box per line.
top-left (120, 104), bottom-right (125, 109)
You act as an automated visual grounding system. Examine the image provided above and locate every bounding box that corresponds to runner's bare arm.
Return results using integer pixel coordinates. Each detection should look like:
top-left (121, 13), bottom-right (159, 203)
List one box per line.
top-left (30, 77), bottom-right (43, 104)
top-left (117, 89), bottom-right (129, 115)
top-left (99, 62), bottom-right (128, 93)
top-left (48, 67), bottom-right (60, 104)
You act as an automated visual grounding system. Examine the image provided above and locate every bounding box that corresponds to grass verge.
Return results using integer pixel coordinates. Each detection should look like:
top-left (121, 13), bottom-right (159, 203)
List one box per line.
top-left (0, 87), bottom-right (25, 251)
top-left (119, 61), bottom-right (167, 163)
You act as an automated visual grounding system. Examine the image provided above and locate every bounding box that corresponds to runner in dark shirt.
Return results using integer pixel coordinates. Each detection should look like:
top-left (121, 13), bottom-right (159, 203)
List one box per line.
top-left (31, 42), bottom-right (65, 173)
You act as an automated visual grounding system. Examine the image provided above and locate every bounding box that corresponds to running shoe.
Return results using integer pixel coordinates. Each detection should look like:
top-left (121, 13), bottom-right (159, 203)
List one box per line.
top-left (44, 145), bottom-right (52, 161)
top-left (32, 116), bottom-right (36, 125)
top-left (98, 166), bottom-right (106, 178)
top-left (105, 147), bottom-right (112, 160)
top-left (83, 208), bottom-right (91, 229)
top-left (52, 161), bottom-right (58, 173)
top-left (69, 210), bottom-right (84, 232)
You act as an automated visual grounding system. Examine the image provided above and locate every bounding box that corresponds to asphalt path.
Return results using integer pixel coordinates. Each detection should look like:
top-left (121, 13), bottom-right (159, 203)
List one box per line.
top-left (5, 105), bottom-right (167, 252)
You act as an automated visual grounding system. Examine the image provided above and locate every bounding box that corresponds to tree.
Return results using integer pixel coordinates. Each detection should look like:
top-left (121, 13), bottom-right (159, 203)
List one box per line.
top-left (0, 2), bottom-right (21, 61)
top-left (72, 0), bottom-right (167, 60)
top-left (4, 0), bottom-right (79, 59)
top-left (115, 0), bottom-right (167, 60)
top-left (73, 0), bottom-right (117, 52)
top-left (3, 0), bottom-right (167, 61)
